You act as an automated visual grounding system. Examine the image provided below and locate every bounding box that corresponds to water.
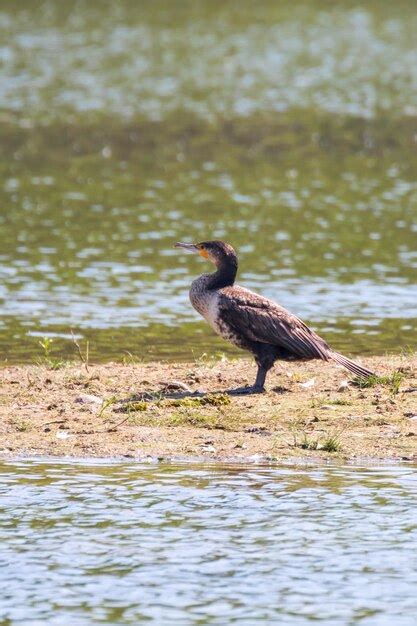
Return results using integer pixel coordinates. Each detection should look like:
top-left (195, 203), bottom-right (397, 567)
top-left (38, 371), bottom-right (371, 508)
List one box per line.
top-left (0, 460), bottom-right (416, 625)
top-left (1, 1), bottom-right (417, 363)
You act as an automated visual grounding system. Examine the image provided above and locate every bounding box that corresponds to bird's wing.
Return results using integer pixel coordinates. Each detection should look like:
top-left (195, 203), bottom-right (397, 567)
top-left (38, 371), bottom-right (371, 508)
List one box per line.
top-left (218, 287), bottom-right (330, 360)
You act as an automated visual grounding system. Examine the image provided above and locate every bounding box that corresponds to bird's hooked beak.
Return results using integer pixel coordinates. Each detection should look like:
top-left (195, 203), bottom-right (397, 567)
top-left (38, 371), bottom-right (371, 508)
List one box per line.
top-left (175, 241), bottom-right (211, 260)
top-left (174, 242), bottom-right (199, 254)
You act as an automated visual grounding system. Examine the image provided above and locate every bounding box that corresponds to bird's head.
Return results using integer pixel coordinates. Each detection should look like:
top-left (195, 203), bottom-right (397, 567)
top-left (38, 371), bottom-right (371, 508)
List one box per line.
top-left (174, 240), bottom-right (238, 269)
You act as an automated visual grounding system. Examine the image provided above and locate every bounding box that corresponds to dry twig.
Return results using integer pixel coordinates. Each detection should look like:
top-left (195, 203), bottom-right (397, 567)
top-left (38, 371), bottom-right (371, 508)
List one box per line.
top-left (71, 329), bottom-right (89, 373)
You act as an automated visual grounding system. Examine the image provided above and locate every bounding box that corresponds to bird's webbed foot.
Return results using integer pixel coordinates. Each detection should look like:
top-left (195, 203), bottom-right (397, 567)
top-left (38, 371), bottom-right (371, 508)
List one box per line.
top-left (226, 385), bottom-right (266, 396)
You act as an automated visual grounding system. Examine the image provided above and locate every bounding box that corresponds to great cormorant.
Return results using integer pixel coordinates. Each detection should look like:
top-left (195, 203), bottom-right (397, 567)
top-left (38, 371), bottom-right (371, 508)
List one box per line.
top-left (175, 240), bottom-right (374, 393)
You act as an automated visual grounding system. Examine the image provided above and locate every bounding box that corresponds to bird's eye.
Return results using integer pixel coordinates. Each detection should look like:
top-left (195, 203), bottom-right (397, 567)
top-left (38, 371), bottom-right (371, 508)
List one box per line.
top-left (197, 244), bottom-right (209, 258)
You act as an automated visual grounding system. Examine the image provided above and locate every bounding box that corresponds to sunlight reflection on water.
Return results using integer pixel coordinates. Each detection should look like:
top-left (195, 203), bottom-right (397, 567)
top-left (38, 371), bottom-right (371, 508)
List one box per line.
top-left (0, 460), bottom-right (416, 625)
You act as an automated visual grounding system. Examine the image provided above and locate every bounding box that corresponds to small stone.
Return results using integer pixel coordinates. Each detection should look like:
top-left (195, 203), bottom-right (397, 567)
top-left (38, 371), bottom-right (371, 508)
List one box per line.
top-left (75, 394), bottom-right (103, 405)
top-left (56, 431), bottom-right (71, 439)
top-left (337, 380), bottom-right (349, 392)
top-left (248, 454), bottom-right (264, 463)
top-left (244, 427), bottom-right (272, 436)
top-left (321, 405), bottom-right (337, 410)
top-left (159, 380), bottom-right (193, 393)
top-left (299, 378), bottom-right (315, 389)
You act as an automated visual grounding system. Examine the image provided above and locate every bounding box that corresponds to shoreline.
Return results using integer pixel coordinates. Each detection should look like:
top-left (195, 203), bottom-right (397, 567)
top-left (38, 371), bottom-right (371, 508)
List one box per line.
top-left (1, 454), bottom-right (416, 468)
top-left (1, 355), bottom-right (416, 462)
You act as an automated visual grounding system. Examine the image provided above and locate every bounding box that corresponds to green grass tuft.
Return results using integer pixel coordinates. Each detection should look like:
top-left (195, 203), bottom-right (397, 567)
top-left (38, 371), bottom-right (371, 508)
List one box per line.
top-left (298, 435), bottom-right (319, 450)
top-left (123, 401), bottom-right (148, 412)
top-left (292, 428), bottom-right (344, 453)
top-left (353, 371), bottom-right (404, 394)
top-left (321, 436), bottom-right (342, 452)
top-left (167, 412), bottom-right (223, 428)
top-left (98, 396), bottom-right (117, 418)
top-left (168, 394), bottom-right (231, 408)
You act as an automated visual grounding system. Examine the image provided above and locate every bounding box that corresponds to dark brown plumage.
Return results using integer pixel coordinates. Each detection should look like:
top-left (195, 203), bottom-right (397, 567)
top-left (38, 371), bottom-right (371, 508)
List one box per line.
top-left (175, 240), bottom-right (374, 393)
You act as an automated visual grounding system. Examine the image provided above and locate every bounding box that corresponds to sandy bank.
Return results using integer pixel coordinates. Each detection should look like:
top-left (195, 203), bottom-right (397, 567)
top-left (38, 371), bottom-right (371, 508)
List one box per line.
top-left (1, 355), bottom-right (416, 462)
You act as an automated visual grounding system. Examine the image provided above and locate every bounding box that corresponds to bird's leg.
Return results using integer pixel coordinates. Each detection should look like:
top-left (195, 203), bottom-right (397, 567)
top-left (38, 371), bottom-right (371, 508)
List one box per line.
top-left (226, 365), bottom-right (267, 395)
top-left (254, 365), bottom-right (267, 390)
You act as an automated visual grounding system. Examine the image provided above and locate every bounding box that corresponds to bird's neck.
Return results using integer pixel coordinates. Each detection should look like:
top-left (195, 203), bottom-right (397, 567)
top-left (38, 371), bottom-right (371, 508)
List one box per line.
top-left (205, 260), bottom-right (237, 290)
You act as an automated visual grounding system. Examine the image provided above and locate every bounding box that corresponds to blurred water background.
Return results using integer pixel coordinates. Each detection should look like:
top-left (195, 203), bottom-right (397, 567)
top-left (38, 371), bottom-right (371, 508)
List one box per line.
top-left (1, 0), bottom-right (416, 363)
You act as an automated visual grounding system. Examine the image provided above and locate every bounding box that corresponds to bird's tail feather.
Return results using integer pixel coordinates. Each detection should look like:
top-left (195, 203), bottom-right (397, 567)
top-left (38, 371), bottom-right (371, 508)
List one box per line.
top-left (328, 351), bottom-right (375, 379)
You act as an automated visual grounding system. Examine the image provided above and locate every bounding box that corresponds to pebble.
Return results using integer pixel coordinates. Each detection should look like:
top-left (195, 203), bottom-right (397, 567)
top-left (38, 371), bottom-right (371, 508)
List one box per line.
top-left (244, 427), bottom-right (272, 436)
top-left (337, 380), bottom-right (350, 392)
top-left (75, 394), bottom-right (103, 405)
top-left (56, 431), bottom-right (71, 440)
top-left (299, 378), bottom-right (315, 389)
top-left (248, 454), bottom-right (264, 463)
top-left (159, 381), bottom-right (193, 393)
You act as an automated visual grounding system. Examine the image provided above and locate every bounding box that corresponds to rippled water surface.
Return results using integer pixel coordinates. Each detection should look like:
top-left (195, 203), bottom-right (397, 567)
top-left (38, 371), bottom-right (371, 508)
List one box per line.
top-left (1, 0), bottom-right (416, 362)
top-left (0, 460), bottom-right (416, 625)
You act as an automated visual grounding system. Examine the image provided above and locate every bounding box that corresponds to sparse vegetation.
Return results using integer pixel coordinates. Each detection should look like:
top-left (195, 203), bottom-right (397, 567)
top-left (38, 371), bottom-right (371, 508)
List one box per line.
top-left (298, 435), bottom-right (319, 450)
top-left (121, 400), bottom-right (148, 412)
top-left (37, 337), bottom-right (70, 370)
top-left (321, 435), bottom-right (343, 453)
top-left (0, 355), bottom-right (415, 459)
top-left (98, 396), bottom-right (117, 419)
top-left (38, 337), bottom-right (53, 359)
top-left (120, 351), bottom-right (143, 366)
top-left (166, 412), bottom-right (225, 429)
top-left (310, 395), bottom-right (327, 408)
top-left (291, 429), bottom-right (343, 453)
top-left (9, 417), bottom-right (31, 432)
top-left (71, 330), bottom-right (90, 373)
top-left (167, 394), bottom-right (231, 408)
top-left (192, 351), bottom-right (234, 367)
top-left (353, 371), bottom-right (404, 395)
